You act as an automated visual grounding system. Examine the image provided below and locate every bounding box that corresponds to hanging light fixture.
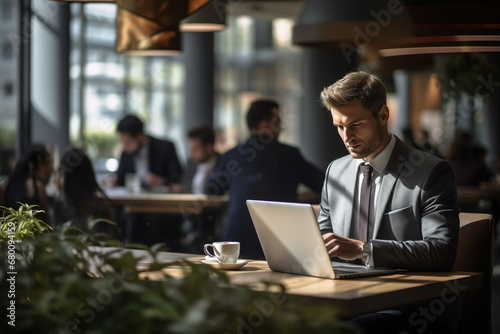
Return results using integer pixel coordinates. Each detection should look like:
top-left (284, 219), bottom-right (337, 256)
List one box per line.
top-left (180, 0), bottom-right (226, 32)
top-left (52, 0), bottom-right (114, 2)
top-left (53, 0), bottom-right (217, 55)
top-left (115, 0), bottom-right (211, 55)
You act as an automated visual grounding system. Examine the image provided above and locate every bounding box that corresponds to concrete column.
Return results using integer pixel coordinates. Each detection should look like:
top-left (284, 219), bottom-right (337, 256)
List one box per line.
top-left (300, 47), bottom-right (355, 171)
top-left (183, 31), bottom-right (214, 133)
top-left (31, 0), bottom-right (70, 151)
top-left (393, 70), bottom-right (410, 136)
top-left (483, 88), bottom-right (500, 168)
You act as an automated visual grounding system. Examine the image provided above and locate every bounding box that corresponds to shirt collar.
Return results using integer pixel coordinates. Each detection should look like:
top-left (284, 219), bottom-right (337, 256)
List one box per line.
top-left (355, 134), bottom-right (396, 174)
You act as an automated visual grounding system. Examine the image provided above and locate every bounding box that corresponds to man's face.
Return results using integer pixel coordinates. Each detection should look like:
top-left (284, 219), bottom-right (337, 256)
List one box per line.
top-left (188, 138), bottom-right (213, 164)
top-left (330, 100), bottom-right (389, 162)
top-left (119, 133), bottom-right (142, 155)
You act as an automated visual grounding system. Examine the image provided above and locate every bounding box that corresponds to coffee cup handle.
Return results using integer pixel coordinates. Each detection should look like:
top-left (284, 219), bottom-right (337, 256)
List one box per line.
top-left (203, 244), bottom-right (221, 259)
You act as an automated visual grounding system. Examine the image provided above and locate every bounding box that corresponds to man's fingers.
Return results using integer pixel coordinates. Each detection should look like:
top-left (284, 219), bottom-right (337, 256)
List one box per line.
top-left (328, 244), bottom-right (340, 256)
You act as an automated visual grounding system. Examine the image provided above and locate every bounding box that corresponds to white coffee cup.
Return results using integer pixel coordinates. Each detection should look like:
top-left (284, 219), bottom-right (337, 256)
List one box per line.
top-left (203, 241), bottom-right (240, 264)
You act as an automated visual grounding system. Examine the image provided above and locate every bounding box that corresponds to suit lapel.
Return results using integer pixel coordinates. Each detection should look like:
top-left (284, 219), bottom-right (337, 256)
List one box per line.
top-left (373, 138), bottom-right (408, 238)
top-left (342, 158), bottom-right (358, 237)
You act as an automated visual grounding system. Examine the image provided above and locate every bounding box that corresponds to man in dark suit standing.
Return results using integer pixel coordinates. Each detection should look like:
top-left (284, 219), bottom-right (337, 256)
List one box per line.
top-left (206, 100), bottom-right (324, 259)
top-left (114, 115), bottom-right (182, 188)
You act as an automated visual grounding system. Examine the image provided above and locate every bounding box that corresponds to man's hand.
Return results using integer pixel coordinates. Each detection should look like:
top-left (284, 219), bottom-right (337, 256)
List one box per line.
top-left (144, 173), bottom-right (165, 187)
top-left (322, 233), bottom-right (364, 261)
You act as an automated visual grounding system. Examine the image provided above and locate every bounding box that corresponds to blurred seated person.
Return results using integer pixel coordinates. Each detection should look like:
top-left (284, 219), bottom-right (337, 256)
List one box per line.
top-left (170, 126), bottom-right (221, 250)
top-left (447, 132), bottom-right (492, 186)
top-left (172, 126), bottom-right (220, 194)
top-left (109, 115), bottom-right (182, 190)
top-left (52, 148), bottom-right (116, 236)
top-left (413, 128), bottom-right (443, 158)
top-left (402, 127), bottom-right (442, 158)
top-left (205, 99), bottom-right (325, 259)
top-left (110, 115), bottom-right (183, 247)
top-left (2, 144), bottom-right (53, 223)
top-left (0, 149), bottom-right (16, 177)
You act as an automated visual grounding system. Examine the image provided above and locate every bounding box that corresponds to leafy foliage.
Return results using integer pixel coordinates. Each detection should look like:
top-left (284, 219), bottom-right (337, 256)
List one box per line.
top-left (0, 222), bottom-right (361, 334)
top-left (435, 53), bottom-right (498, 101)
top-left (0, 203), bottom-right (52, 241)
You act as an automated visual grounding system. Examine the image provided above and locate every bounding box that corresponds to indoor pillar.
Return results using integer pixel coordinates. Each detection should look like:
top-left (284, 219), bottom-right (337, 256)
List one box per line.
top-left (31, 0), bottom-right (70, 152)
top-left (393, 70), bottom-right (410, 136)
top-left (300, 47), bottom-right (355, 171)
top-left (183, 31), bottom-right (215, 133)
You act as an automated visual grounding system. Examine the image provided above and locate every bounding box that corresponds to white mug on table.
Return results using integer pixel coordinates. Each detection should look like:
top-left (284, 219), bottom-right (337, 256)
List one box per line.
top-left (204, 241), bottom-right (240, 264)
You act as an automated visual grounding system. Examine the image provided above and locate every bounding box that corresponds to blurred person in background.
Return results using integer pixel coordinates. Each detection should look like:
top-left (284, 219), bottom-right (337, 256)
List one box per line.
top-left (52, 148), bottom-right (116, 236)
top-left (171, 126), bottom-right (220, 251)
top-left (1, 144), bottom-right (53, 223)
top-left (172, 126), bottom-right (220, 194)
top-left (447, 132), bottom-right (491, 187)
top-left (111, 114), bottom-right (182, 189)
top-left (206, 99), bottom-right (325, 259)
top-left (111, 115), bottom-right (183, 247)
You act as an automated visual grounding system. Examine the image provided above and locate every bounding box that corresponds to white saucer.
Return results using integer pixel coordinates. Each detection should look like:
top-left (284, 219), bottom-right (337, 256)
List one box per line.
top-left (201, 258), bottom-right (249, 270)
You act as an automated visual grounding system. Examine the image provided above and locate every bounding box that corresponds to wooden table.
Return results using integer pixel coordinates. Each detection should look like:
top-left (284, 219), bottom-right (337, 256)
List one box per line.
top-left (105, 187), bottom-right (228, 214)
top-left (106, 250), bottom-right (483, 317)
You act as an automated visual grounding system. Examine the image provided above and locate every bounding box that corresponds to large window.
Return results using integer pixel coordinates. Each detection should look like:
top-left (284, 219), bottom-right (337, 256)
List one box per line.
top-left (69, 3), bottom-right (185, 168)
top-left (214, 16), bottom-right (303, 151)
top-left (70, 5), bottom-right (303, 170)
top-left (0, 0), bottom-right (18, 178)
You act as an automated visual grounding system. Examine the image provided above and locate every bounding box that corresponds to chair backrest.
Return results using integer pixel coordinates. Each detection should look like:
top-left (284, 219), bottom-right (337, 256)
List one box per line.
top-left (454, 213), bottom-right (494, 334)
top-left (311, 207), bottom-right (493, 333)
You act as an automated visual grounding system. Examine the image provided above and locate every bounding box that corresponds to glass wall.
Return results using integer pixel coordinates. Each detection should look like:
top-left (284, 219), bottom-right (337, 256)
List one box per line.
top-left (69, 5), bottom-right (303, 173)
top-left (214, 16), bottom-right (302, 151)
top-left (0, 0), bottom-right (18, 179)
top-left (69, 3), bottom-right (185, 173)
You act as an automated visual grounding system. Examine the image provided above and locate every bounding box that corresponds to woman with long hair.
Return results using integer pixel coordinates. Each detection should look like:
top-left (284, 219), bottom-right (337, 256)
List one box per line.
top-left (2, 144), bottom-right (53, 222)
top-left (53, 147), bottom-right (115, 235)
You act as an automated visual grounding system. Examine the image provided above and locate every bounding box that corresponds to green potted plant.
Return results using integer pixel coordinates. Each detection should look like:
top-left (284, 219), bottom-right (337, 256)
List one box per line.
top-left (0, 203), bottom-right (52, 242)
top-left (0, 218), bottom-right (361, 334)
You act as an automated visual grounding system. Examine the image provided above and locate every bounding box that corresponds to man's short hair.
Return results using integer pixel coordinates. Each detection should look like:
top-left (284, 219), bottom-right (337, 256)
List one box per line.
top-left (117, 115), bottom-right (144, 137)
top-left (246, 100), bottom-right (280, 131)
top-left (187, 126), bottom-right (215, 146)
top-left (320, 71), bottom-right (387, 118)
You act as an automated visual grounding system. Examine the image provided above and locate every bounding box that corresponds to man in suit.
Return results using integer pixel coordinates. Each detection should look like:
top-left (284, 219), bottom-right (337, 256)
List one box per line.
top-left (319, 71), bottom-right (460, 333)
top-left (113, 115), bottom-right (183, 247)
top-left (206, 100), bottom-right (325, 259)
top-left (114, 115), bottom-right (182, 188)
top-left (173, 126), bottom-right (220, 251)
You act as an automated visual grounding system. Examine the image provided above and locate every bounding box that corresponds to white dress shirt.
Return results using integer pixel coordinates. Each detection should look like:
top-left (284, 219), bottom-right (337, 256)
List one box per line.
top-left (191, 155), bottom-right (218, 194)
top-left (352, 135), bottom-right (396, 265)
top-left (134, 143), bottom-right (149, 182)
top-left (352, 134), bottom-right (396, 239)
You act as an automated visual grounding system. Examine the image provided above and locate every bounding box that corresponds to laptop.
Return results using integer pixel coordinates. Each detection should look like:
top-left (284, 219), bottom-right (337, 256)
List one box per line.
top-left (246, 200), bottom-right (398, 279)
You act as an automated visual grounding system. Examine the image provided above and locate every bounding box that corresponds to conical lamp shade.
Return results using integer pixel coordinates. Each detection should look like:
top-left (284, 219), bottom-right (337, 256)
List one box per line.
top-left (115, 0), bottom-right (210, 55)
top-left (181, 0), bottom-right (226, 32)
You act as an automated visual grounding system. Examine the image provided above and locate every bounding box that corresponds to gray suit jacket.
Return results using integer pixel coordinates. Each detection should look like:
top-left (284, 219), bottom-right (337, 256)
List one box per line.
top-left (318, 137), bottom-right (459, 271)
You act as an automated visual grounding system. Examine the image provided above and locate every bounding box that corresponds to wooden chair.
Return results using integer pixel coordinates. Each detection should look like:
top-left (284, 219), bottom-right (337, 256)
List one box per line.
top-left (311, 206), bottom-right (494, 333)
top-left (454, 213), bottom-right (494, 334)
